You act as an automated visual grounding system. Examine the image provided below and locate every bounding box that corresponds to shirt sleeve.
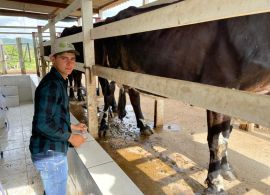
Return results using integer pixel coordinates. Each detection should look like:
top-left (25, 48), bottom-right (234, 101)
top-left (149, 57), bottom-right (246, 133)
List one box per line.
top-left (34, 81), bottom-right (71, 142)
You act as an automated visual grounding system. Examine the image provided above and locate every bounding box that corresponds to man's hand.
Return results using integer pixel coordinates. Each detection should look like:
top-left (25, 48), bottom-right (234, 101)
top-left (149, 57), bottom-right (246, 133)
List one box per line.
top-left (71, 123), bottom-right (87, 132)
top-left (68, 134), bottom-right (86, 147)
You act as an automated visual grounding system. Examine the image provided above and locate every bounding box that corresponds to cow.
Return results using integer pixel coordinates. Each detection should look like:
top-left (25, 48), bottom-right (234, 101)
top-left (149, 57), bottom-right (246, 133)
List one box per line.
top-left (94, 3), bottom-right (270, 195)
top-left (60, 25), bottom-right (153, 136)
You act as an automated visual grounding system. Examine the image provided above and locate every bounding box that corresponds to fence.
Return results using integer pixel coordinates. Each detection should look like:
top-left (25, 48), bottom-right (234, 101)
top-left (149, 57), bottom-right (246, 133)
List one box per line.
top-left (39, 0), bottom-right (270, 137)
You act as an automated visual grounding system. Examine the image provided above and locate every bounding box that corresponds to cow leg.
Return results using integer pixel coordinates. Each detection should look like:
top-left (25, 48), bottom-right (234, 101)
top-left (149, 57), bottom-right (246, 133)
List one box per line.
top-left (128, 88), bottom-right (153, 136)
top-left (118, 86), bottom-right (127, 120)
top-left (109, 81), bottom-right (117, 113)
top-left (68, 74), bottom-right (76, 101)
top-left (205, 110), bottom-right (233, 194)
top-left (220, 125), bottom-right (236, 181)
top-left (76, 72), bottom-right (84, 101)
top-left (98, 78), bottom-right (112, 136)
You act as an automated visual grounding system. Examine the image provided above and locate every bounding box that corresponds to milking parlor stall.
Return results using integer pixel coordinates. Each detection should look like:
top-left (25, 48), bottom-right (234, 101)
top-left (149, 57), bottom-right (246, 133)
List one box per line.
top-left (0, 0), bottom-right (270, 194)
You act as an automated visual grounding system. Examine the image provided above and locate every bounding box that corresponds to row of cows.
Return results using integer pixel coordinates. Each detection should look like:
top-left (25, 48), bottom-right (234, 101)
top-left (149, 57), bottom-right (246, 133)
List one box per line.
top-left (43, 1), bottom-right (270, 194)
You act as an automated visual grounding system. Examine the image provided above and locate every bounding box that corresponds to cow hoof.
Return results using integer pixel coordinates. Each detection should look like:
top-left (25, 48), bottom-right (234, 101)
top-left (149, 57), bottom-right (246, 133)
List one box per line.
top-left (69, 97), bottom-right (76, 101)
top-left (112, 106), bottom-right (118, 113)
top-left (78, 96), bottom-right (85, 101)
top-left (99, 124), bottom-right (108, 131)
top-left (221, 164), bottom-right (236, 181)
top-left (98, 130), bottom-right (107, 138)
top-left (140, 127), bottom-right (153, 136)
top-left (118, 110), bottom-right (127, 120)
top-left (221, 169), bottom-right (236, 181)
top-left (203, 187), bottom-right (227, 195)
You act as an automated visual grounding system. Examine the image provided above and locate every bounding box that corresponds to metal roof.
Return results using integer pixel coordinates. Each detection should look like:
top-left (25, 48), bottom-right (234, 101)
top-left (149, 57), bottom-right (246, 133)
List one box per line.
top-left (0, 0), bottom-right (128, 21)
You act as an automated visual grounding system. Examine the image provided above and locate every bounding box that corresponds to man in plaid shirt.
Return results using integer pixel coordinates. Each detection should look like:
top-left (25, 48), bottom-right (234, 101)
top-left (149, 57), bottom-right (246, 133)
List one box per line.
top-left (30, 41), bottom-right (87, 195)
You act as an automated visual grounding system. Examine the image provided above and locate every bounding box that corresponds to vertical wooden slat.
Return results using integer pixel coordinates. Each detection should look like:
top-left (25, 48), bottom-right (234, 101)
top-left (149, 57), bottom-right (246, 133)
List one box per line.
top-left (49, 19), bottom-right (56, 43)
top-left (32, 32), bottom-right (40, 77)
top-left (143, 0), bottom-right (150, 5)
top-left (0, 43), bottom-right (7, 74)
top-left (49, 19), bottom-right (56, 72)
top-left (27, 43), bottom-right (31, 62)
top-left (16, 37), bottom-right (26, 74)
top-left (81, 0), bottom-right (98, 138)
top-left (38, 26), bottom-right (47, 77)
top-left (154, 99), bottom-right (164, 128)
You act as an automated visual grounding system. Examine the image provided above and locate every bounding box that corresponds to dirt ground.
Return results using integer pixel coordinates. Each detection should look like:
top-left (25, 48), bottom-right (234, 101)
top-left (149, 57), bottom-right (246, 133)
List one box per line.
top-left (70, 89), bottom-right (270, 195)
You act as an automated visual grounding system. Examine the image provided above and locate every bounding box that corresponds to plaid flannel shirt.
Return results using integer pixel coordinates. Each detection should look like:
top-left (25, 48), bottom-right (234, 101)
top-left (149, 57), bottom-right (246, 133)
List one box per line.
top-left (29, 67), bottom-right (71, 155)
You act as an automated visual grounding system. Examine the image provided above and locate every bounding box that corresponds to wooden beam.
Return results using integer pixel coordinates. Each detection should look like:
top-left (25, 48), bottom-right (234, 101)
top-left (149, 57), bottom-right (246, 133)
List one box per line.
top-left (0, 9), bottom-right (51, 20)
top-left (0, 32), bottom-right (34, 34)
top-left (154, 99), bottom-right (164, 128)
top-left (42, 0), bottom-right (81, 32)
top-left (32, 32), bottom-right (40, 77)
top-left (98, 0), bottom-right (129, 11)
top-left (0, 26), bottom-right (37, 29)
top-left (81, 0), bottom-right (98, 138)
top-left (92, 0), bottom-right (270, 39)
top-left (7, 0), bottom-right (69, 8)
top-left (16, 38), bottom-right (26, 74)
top-left (0, 26), bottom-right (66, 29)
top-left (93, 66), bottom-right (270, 128)
top-left (0, 32), bottom-right (60, 35)
top-left (0, 8), bottom-right (77, 21)
top-left (56, 32), bottom-right (83, 45)
top-left (99, 0), bottom-right (120, 10)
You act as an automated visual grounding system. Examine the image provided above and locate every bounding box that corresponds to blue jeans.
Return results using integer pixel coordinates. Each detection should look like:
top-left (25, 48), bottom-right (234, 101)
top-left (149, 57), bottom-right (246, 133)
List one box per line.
top-left (31, 150), bottom-right (68, 195)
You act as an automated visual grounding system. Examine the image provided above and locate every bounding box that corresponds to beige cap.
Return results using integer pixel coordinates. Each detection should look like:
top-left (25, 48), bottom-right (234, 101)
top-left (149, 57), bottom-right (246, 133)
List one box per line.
top-left (51, 41), bottom-right (79, 56)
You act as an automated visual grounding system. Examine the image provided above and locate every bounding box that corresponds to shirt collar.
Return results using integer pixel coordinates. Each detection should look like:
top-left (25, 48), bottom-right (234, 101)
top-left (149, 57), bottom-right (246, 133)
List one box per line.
top-left (50, 66), bottom-right (67, 82)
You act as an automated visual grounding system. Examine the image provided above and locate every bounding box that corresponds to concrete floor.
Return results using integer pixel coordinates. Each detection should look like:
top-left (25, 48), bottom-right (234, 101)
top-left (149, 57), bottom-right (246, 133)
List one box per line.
top-left (0, 101), bottom-right (142, 195)
top-left (0, 102), bottom-right (43, 195)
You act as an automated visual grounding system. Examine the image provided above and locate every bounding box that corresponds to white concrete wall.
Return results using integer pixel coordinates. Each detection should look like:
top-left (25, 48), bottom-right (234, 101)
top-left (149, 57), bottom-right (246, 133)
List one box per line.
top-left (0, 75), bottom-right (33, 103)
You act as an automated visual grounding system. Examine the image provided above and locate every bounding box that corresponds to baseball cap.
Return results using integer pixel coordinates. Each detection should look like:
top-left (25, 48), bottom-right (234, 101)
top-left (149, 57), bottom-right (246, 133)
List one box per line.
top-left (51, 41), bottom-right (79, 56)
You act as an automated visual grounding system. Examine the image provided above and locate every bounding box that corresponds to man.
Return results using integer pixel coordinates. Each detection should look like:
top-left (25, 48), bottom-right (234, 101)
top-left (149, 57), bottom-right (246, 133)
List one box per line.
top-left (29, 41), bottom-right (87, 195)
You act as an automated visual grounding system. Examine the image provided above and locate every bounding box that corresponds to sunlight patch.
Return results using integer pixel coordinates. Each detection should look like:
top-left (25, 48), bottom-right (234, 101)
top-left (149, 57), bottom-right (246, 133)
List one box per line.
top-left (117, 146), bottom-right (152, 161)
top-left (136, 158), bottom-right (176, 181)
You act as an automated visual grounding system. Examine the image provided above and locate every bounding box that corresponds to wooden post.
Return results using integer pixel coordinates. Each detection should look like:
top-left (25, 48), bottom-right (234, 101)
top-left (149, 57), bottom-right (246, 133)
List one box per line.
top-left (49, 19), bottom-right (56, 73)
top-left (27, 43), bottom-right (31, 62)
top-left (143, 0), bottom-right (150, 5)
top-left (77, 17), bottom-right (82, 26)
top-left (16, 37), bottom-right (26, 74)
top-left (81, 0), bottom-right (98, 138)
top-left (49, 19), bottom-right (56, 44)
top-left (239, 122), bottom-right (255, 131)
top-left (32, 32), bottom-right (40, 77)
top-left (154, 99), bottom-right (164, 128)
top-left (98, 9), bottom-right (103, 20)
top-left (0, 43), bottom-right (7, 74)
top-left (247, 123), bottom-right (255, 131)
top-left (38, 26), bottom-right (47, 77)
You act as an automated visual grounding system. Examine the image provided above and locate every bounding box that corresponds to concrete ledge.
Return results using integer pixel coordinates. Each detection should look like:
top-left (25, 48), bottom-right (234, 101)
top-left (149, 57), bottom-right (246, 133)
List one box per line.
top-left (67, 148), bottom-right (102, 195)
top-left (70, 115), bottom-right (143, 195)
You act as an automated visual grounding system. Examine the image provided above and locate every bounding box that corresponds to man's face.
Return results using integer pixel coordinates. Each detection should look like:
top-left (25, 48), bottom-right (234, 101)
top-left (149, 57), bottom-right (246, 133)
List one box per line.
top-left (51, 52), bottom-right (76, 78)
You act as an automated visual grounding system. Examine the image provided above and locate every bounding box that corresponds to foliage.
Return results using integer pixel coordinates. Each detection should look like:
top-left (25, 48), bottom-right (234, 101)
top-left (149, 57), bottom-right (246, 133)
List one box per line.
top-left (1, 44), bottom-right (36, 72)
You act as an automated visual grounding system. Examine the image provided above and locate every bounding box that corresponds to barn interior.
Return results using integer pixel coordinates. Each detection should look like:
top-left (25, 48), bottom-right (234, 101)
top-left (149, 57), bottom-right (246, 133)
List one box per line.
top-left (0, 0), bottom-right (270, 195)
top-left (0, 1), bottom-right (146, 194)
